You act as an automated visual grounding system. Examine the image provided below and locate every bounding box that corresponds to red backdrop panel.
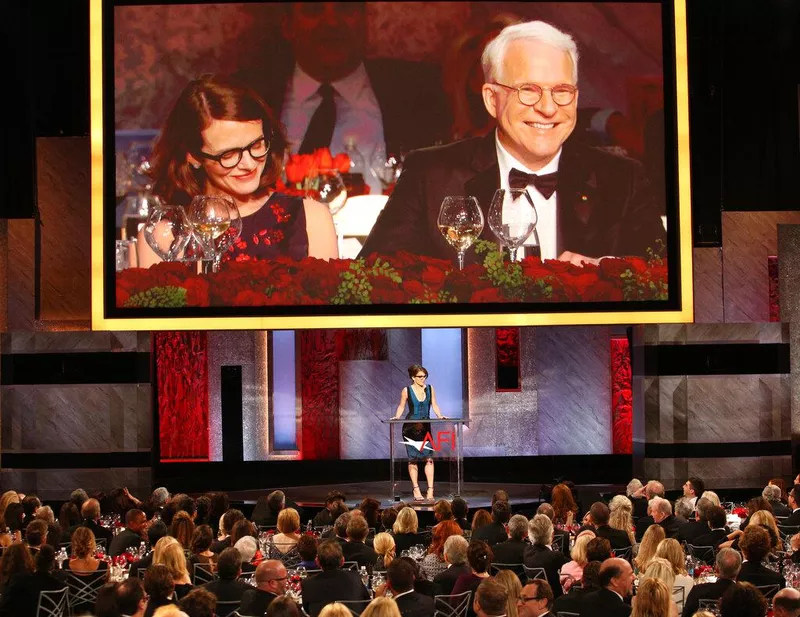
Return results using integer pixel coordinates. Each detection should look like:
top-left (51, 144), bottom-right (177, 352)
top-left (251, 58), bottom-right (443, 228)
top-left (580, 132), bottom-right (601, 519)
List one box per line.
top-left (155, 331), bottom-right (209, 461)
top-left (610, 336), bottom-right (633, 455)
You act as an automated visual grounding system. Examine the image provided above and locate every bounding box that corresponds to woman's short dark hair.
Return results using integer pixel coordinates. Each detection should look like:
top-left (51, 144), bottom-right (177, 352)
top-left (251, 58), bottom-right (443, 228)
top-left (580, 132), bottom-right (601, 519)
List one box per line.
top-left (191, 524), bottom-right (214, 554)
top-left (195, 495), bottom-right (212, 525)
top-left (381, 508), bottom-right (398, 531)
top-left (467, 539), bottom-right (493, 573)
top-left (739, 525), bottom-right (771, 563)
top-left (230, 519), bottom-right (256, 545)
top-left (150, 74), bottom-right (287, 205)
top-left (297, 534), bottom-right (318, 561)
top-left (408, 364), bottom-right (428, 379)
top-left (59, 502), bottom-right (81, 531)
top-left (4, 503), bottom-right (24, 533)
top-left (719, 581), bottom-right (768, 617)
top-left (359, 497), bottom-right (381, 529)
top-left (178, 587), bottom-right (217, 617)
top-left (35, 544), bottom-right (57, 573)
top-left (586, 537), bottom-right (612, 563)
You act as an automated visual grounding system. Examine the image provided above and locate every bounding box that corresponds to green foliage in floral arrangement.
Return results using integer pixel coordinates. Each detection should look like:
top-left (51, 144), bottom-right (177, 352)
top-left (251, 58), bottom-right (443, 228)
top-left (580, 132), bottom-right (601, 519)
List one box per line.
top-left (124, 286), bottom-right (187, 308)
top-left (474, 240), bottom-right (553, 301)
top-left (331, 257), bottom-right (403, 304)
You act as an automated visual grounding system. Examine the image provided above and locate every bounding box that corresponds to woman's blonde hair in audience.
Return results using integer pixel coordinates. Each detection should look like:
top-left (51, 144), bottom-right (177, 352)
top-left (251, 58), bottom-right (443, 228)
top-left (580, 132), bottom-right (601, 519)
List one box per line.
top-left (361, 597), bottom-right (402, 617)
top-left (700, 491), bottom-right (720, 507)
top-left (634, 524), bottom-right (665, 573)
top-left (655, 538), bottom-right (687, 575)
top-left (570, 530), bottom-right (596, 565)
top-left (641, 556), bottom-right (676, 590)
top-left (153, 536), bottom-right (180, 563)
top-left (393, 508), bottom-right (418, 534)
top-left (493, 569), bottom-right (521, 617)
top-left (609, 495), bottom-right (636, 545)
top-left (319, 603), bottom-right (354, 617)
top-left (632, 577), bottom-right (672, 617)
top-left (373, 532), bottom-right (396, 567)
top-left (157, 541), bottom-right (190, 581)
top-left (750, 509), bottom-right (782, 550)
top-left (152, 607), bottom-right (189, 617)
top-left (70, 526), bottom-right (97, 559)
top-left (278, 508), bottom-right (301, 534)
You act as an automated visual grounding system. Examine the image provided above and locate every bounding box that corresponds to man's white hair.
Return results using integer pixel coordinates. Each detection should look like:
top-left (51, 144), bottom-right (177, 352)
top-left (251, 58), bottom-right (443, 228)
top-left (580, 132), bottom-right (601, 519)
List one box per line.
top-left (626, 479), bottom-right (643, 497)
top-left (481, 20), bottom-right (579, 85)
top-left (651, 496), bottom-right (672, 516)
top-left (763, 484), bottom-right (781, 501)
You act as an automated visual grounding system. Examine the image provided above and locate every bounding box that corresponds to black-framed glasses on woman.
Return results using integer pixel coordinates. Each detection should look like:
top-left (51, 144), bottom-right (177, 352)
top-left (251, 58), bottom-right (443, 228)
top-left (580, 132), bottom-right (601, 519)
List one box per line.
top-left (197, 135), bottom-right (271, 169)
top-left (493, 82), bottom-right (578, 107)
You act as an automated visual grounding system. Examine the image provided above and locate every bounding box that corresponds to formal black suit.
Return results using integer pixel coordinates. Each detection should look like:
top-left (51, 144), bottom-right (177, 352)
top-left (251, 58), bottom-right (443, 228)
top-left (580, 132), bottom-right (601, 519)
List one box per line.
top-left (471, 522), bottom-right (508, 547)
top-left (523, 544), bottom-right (568, 598)
top-left (301, 568), bottom-right (370, 617)
top-left (782, 508), bottom-right (800, 526)
top-left (581, 588), bottom-right (632, 617)
top-left (432, 564), bottom-right (471, 597)
top-left (455, 518), bottom-right (470, 531)
top-left (394, 590), bottom-right (436, 617)
top-left (769, 500), bottom-right (792, 518)
top-left (596, 525), bottom-right (632, 550)
top-left (737, 561), bottom-right (786, 589)
top-left (359, 131), bottom-right (666, 263)
top-left (635, 516), bottom-right (654, 542)
top-left (202, 578), bottom-right (253, 603)
top-left (631, 496), bottom-right (649, 521)
top-left (341, 541), bottom-right (378, 569)
top-left (109, 527), bottom-right (143, 557)
top-left (82, 519), bottom-right (114, 548)
top-left (492, 538), bottom-right (527, 565)
top-left (677, 520), bottom-right (710, 544)
top-left (392, 532), bottom-right (419, 554)
top-left (552, 586), bottom-right (595, 616)
top-left (693, 528), bottom-right (729, 549)
top-left (239, 589), bottom-right (278, 617)
top-left (0, 571), bottom-right (65, 617)
top-left (129, 551), bottom-right (153, 578)
top-left (681, 577), bottom-right (735, 617)
top-left (240, 58), bottom-right (448, 156)
top-left (658, 515), bottom-right (681, 539)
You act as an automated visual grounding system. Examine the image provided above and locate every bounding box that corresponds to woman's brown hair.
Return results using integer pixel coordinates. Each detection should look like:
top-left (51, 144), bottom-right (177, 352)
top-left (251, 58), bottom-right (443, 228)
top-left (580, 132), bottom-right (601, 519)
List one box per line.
top-left (170, 511), bottom-right (195, 550)
top-left (551, 484), bottom-right (578, 524)
top-left (150, 73), bottom-right (287, 205)
top-left (0, 542), bottom-right (35, 585)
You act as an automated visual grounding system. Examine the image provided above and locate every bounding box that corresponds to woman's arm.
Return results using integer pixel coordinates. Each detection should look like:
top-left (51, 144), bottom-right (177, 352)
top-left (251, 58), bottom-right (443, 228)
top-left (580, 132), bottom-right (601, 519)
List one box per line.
top-left (394, 389), bottom-right (408, 419)
top-left (304, 199), bottom-right (339, 260)
top-left (430, 386), bottom-right (446, 419)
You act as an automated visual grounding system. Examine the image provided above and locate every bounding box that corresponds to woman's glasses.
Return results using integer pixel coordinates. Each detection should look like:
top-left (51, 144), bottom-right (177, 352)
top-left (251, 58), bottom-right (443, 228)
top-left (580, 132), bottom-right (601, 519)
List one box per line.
top-left (198, 135), bottom-right (270, 169)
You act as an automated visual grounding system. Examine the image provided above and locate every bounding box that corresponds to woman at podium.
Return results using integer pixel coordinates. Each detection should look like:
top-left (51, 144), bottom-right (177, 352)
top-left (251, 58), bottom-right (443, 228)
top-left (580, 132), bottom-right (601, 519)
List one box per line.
top-left (393, 364), bottom-right (447, 502)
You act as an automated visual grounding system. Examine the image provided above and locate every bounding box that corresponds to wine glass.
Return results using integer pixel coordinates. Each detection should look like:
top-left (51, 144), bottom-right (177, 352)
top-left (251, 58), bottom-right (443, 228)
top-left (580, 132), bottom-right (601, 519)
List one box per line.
top-left (186, 195), bottom-right (242, 273)
top-left (487, 188), bottom-right (538, 262)
top-left (437, 196), bottom-right (484, 270)
top-left (143, 204), bottom-right (191, 262)
top-left (368, 144), bottom-right (402, 192)
top-left (306, 170), bottom-right (347, 216)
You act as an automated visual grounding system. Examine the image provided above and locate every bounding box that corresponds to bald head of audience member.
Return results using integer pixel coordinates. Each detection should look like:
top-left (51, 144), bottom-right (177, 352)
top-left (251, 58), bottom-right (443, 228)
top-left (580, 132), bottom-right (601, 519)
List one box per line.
top-left (599, 557), bottom-right (635, 598)
top-left (774, 588), bottom-right (800, 617)
top-left (254, 559), bottom-right (288, 595)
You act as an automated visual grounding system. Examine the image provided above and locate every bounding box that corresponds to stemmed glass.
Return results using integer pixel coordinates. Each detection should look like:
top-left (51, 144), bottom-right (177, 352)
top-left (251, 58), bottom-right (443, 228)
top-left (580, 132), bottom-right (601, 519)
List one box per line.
top-left (306, 169), bottom-right (347, 216)
top-left (487, 188), bottom-right (538, 262)
top-left (143, 204), bottom-right (192, 262)
top-left (368, 144), bottom-right (403, 193)
top-left (437, 196), bottom-right (484, 271)
top-left (186, 195), bottom-right (242, 273)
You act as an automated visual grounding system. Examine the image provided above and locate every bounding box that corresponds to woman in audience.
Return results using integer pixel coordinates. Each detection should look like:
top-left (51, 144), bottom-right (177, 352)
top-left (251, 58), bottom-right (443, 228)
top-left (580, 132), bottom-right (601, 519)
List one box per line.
top-left (551, 483), bottom-right (579, 526)
top-left (0, 491), bottom-right (20, 531)
top-left (700, 491), bottom-right (721, 507)
top-left (207, 492), bottom-right (229, 536)
top-left (157, 541), bottom-right (193, 599)
top-left (144, 564), bottom-right (176, 617)
top-left (392, 507), bottom-right (419, 554)
top-left (170, 510), bottom-right (195, 550)
top-left (189, 524), bottom-right (218, 568)
top-left (0, 504), bottom-right (24, 547)
top-left (66, 526), bottom-right (109, 575)
top-left (194, 495), bottom-right (212, 527)
top-left (267, 595), bottom-right (303, 617)
top-left (271, 507), bottom-right (302, 554)
top-left (741, 510), bottom-right (782, 554)
top-left (360, 596), bottom-right (402, 617)
top-left (640, 557), bottom-right (679, 616)
top-left (319, 603), bottom-right (353, 617)
top-left (631, 577), bottom-right (677, 617)
top-left (359, 498), bottom-right (381, 531)
top-left (452, 540), bottom-right (493, 616)
top-left (654, 538), bottom-right (694, 607)
top-left (373, 532), bottom-right (395, 572)
top-left (57, 502), bottom-right (81, 545)
top-left (0, 542), bottom-right (35, 615)
top-left (421, 520), bottom-right (462, 580)
top-left (560, 529), bottom-right (595, 591)
top-left (154, 535), bottom-right (181, 563)
top-left (609, 495), bottom-right (636, 545)
top-left (433, 500), bottom-right (453, 525)
top-left (470, 509), bottom-right (492, 533)
top-left (634, 523), bottom-right (666, 574)
top-left (494, 569), bottom-right (521, 617)
top-left (380, 508), bottom-right (398, 533)
top-left (235, 535), bottom-right (260, 572)
top-left (297, 534), bottom-right (319, 570)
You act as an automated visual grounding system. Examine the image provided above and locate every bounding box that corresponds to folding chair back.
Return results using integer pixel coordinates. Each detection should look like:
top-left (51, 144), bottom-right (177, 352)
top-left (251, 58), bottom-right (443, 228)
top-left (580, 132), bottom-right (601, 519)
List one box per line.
top-left (755, 584), bottom-right (780, 600)
top-left (686, 544), bottom-right (716, 564)
top-left (434, 590), bottom-right (472, 617)
top-left (193, 561), bottom-right (218, 585)
top-left (672, 585), bottom-right (685, 612)
top-left (215, 599), bottom-right (242, 617)
top-left (36, 587), bottom-right (68, 617)
top-left (65, 570), bottom-right (107, 614)
top-left (342, 561), bottom-right (359, 571)
top-left (523, 566), bottom-right (547, 582)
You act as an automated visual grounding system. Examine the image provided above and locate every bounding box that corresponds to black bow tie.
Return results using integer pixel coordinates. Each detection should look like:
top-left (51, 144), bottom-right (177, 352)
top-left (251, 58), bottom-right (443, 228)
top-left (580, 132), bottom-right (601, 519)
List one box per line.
top-left (508, 168), bottom-right (559, 199)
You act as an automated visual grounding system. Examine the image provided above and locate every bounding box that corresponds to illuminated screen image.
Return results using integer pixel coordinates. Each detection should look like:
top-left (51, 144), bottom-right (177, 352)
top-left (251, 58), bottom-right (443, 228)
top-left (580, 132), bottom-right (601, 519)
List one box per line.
top-left (93, 0), bottom-right (692, 329)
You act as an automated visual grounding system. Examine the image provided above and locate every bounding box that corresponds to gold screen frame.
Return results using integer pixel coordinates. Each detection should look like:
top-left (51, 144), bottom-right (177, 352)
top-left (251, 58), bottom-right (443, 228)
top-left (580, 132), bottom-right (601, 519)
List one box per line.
top-left (91, 0), bottom-right (693, 331)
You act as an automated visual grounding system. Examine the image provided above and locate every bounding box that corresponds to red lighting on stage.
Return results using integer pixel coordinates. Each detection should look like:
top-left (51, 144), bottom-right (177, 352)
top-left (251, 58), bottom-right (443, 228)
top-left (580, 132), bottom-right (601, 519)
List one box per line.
top-left (610, 336), bottom-right (633, 455)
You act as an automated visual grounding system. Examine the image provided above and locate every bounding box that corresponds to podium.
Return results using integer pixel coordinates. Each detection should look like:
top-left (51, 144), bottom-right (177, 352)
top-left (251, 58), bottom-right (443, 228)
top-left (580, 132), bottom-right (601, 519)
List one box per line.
top-left (384, 418), bottom-right (468, 503)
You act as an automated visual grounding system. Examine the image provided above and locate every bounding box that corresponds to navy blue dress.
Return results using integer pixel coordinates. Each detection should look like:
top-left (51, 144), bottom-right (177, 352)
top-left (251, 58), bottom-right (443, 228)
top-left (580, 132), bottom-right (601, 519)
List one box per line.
top-left (403, 384), bottom-right (433, 461)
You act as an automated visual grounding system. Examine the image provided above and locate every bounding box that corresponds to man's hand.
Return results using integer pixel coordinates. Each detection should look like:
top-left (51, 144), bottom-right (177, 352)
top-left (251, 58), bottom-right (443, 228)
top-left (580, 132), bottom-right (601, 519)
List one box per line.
top-left (557, 251), bottom-right (600, 267)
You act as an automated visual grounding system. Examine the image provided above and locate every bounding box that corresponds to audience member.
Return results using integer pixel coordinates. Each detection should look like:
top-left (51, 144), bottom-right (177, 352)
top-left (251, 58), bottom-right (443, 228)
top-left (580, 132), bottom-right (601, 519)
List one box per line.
top-left (639, 557), bottom-right (679, 615)
top-left (773, 588), bottom-right (800, 617)
top-left (493, 569), bottom-right (521, 617)
top-left (271, 507), bottom-right (302, 555)
top-left (178, 587), bottom-right (216, 617)
top-left (635, 481), bottom-right (665, 541)
top-left (392, 508), bottom-right (420, 554)
top-left (385, 558), bottom-right (435, 617)
top-left (201, 547), bottom-right (251, 603)
top-left (627, 479), bottom-right (648, 520)
top-left (718, 581), bottom-right (768, 617)
top-left (559, 529), bottom-right (595, 592)
top-left (66, 526), bottom-right (109, 576)
top-left (609, 495), bottom-right (636, 546)
top-left (116, 577), bottom-right (148, 617)
top-left (57, 501), bottom-right (82, 544)
top-left (535, 503), bottom-right (570, 557)
top-left (551, 484), bottom-right (578, 526)
top-left (433, 500), bottom-right (453, 524)
top-left (452, 497), bottom-right (470, 531)
top-left (694, 506), bottom-right (732, 548)
top-left (632, 577), bottom-right (677, 617)
top-left (655, 538), bottom-right (693, 606)
top-left (342, 514), bottom-right (378, 569)
top-left (677, 497), bottom-right (713, 544)
top-left (674, 497), bottom-right (694, 525)
top-left (432, 535), bottom-right (470, 597)
top-left (701, 491), bottom-right (721, 508)
top-left (0, 542), bottom-right (36, 616)
top-left (25, 519), bottom-right (48, 553)
top-left (582, 557), bottom-right (635, 617)
top-left (234, 535), bottom-right (260, 572)
top-left (786, 485), bottom-right (800, 526)
top-left (452, 540), bottom-right (493, 617)
top-left (95, 581), bottom-right (122, 617)
top-left (380, 507), bottom-right (398, 533)
top-left (143, 565), bottom-right (177, 617)
top-left (585, 537), bottom-right (613, 564)
top-left (313, 491), bottom-right (347, 527)
top-left (170, 511), bottom-right (195, 551)
top-left (589, 501), bottom-right (631, 550)
top-left (301, 540), bottom-right (370, 617)
top-left (471, 510), bottom-right (493, 533)
top-left (240, 559), bottom-right (288, 616)
top-left (492, 514), bottom-right (529, 565)
top-left (155, 541), bottom-right (193, 599)
top-left (473, 577), bottom-right (510, 617)
top-left (651, 497), bottom-right (680, 539)
top-left (110, 508), bottom-right (147, 557)
top-left (552, 560), bottom-right (601, 615)
top-left (81, 498), bottom-right (114, 548)
top-left (683, 477), bottom-right (706, 510)
top-left (737, 524), bottom-right (785, 588)
top-left (420, 519), bottom-right (462, 581)
top-left (523, 514), bottom-right (568, 599)
top-left (130, 520), bottom-right (168, 578)
top-left (682, 548), bottom-right (741, 617)
top-left (763, 484), bottom-right (791, 518)
top-left (361, 597), bottom-right (402, 617)
top-left (298, 533), bottom-right (320, 570)
top-left (212, 509), bottom-right (245, 554)
top-left (189, 524), bottom-right (218, 568)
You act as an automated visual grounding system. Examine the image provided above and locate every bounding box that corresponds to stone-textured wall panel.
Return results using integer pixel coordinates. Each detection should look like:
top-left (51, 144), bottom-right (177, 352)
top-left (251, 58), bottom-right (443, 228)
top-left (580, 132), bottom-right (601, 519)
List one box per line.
top-left (693, 247), bottom-right (723, 323)
top-left (0, 468), bottom-right (151, 502)
top-left (7, 220), bottom-right (35, 331)
top-left (340, 361), bottom-right (395, 460)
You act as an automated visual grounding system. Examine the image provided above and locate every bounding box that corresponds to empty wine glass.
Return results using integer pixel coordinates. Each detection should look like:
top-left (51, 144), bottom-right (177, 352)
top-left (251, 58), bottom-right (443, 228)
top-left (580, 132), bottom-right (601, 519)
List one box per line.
top-left (186, 195), bottom-right (242, 273)
top-left (305, 169), bottom-right (347, 216)
top-left (488, 188), bottom-right (538, 262)
top-left (143, 204), bottom-right (191, 262)
top-left (368, 144), bottom-right (403, 192)
top-left (437, 196), bottom-right (484, 270)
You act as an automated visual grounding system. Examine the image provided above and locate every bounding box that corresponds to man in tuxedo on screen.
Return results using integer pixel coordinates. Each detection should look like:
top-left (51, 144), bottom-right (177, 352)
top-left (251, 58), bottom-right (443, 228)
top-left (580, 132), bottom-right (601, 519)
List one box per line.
top-left (359, 20), bottom-right (666, 266)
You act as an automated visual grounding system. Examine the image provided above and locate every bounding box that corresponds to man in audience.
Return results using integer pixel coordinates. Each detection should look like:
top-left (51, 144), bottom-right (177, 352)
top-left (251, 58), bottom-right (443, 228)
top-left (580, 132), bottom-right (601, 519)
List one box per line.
top-left (683, 477), bottom-right (705, 510)
top-left (773, 587), bottom-right (800, 617)
top-left (582, 557), bottom-right (634, 616)
top-left (585, 537), bottom-right (612, 563)
top-left (144, 564), bottom-right (177, 615)
top-left (785, 485), bottom-right (800, 526)
top-left (179, 587), bottom-right (216, 617)
top-left (694, 505), bottom-right (730, 548)
top-left (472, 500), bottom-right (510, 546)
top-left (313, 490), bottom-right (347, 527)
top-left (71, 488), bottom-right (89, 511)
top-left (130, 520), bottom-right (168, 578)
top-left (678, 497), bottom-right (714, 544)
top-left (115, 577), bottom-right (148, 617)
top-left (764, 484), bottom-right (792, 518)
top-left (627, 479), bottom-right (648, 520)
top-left (329, 512), bottom-right (351, 546)
top-left (674, 497), bottom-right (693, 525)
top-left (81, 497), bottom-right (114, 547)
top-left (342, 514), bottom-right (378, 568)
top-left (22, 495), bottom-right (41, 523)
top-left (719, 581), bottom-right (768, 617)
top-left (634, 480), bottom-right (665, 541)
top-left (433, 500), bottom-right (453, 525)
top-left (110, 509), bottom-right (147, 557)
top-left (516, 579), bottom-right (554, 617)
top-left (474, 578), bottom-right (510, 617)
top-left (523, 514), bottom-right (568, 599)
top-left (737, 525), bottom-right (786, 588)
top-left (535, 503), bottom-right (570, 557)
top-left (452, 497), bottom-right (470, 531)
top-left (682, 547), bottom-right (741, 617)
top-left (202, 547), bottom-right (252, 603)
top-left (301, 539), bottom-right (370, 616)
top-left (239, 559), bottom-right (288, 616)
top-left (588, 502), bottom-right (631, 550)
top-left (433, 535), bottom-right (471, 596)
top-left (25, 519), bottom-right (48, 554)
top-left (492, 490), bottom-right (510, 506)
top-left (650, 496), bottom-right (680, 538)
top-left (493, 514), bottom-right (529, 564)
top-left (387, 558), bottom-right (435, 617)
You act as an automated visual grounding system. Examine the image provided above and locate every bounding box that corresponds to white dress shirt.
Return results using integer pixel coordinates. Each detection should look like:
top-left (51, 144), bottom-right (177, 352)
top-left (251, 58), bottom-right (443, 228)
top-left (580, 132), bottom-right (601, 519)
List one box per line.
top-left (495, 134), bottom-right (562, 260)
top-left (281, 63), bottom-right (385, 194)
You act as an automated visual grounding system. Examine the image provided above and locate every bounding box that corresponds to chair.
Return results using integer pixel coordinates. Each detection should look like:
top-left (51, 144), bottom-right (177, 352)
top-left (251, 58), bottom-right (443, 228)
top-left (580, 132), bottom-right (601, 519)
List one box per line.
top-left (193, 562), bottom-right (217, 585)
top-left (342, 561), bottom-right (359, 571)
top-left (697, 598), bottom-right (719, 610)
top-left (258, 525), bottom-right (278, 533)
top-left (36, 587), bottom-right (68, 617)
top-left (672, 586), bottom-right (685, 612)
top-left (686, 544), bottom-right (716, 564)
top-left (215, 600), bottom-right (242, 617)
top-left (613, 546), bottom-right (633, 561)
top-left (777, 525), bottom-right (800, 541)
top-left (551, 534), bottom-right (564, 553)
top-left (64, 570), bottom-right (107, 616)
top-left (755, 584), bottom-right (780, 600)
top-left (463, 530), bottom-right (472, 540)
top-left (414, 531), bottom-right (432, 546)
top-left (434, 590), bottom-right (472, 617)
top-left (775, 516), bottom-right (789, 525)
top-left (523, 566), bottom-right (547, 582)
top-left (491, 563), bottom-right (524, 575)
top-left (136, 568), bottom-right (146, 579)
top-left (95, 538), bottom-right (107, 549)
top-left (338, 599), bottom-right (373, 616)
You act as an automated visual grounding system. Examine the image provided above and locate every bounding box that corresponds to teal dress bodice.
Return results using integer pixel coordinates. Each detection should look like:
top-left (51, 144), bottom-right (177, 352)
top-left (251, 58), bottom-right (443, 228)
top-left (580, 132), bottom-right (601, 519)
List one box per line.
top-left (403, 384), bottom-right (433, 460)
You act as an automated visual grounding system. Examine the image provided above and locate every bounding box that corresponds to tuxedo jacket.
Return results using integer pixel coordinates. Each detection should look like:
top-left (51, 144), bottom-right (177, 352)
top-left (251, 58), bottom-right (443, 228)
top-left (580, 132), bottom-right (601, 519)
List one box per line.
top-left (82, 519), bottom-right (114, 548)
top-left (782, 509), bottom-right (800, 527)
top-left (631, 496), bottom-right (649, 521)
top-left (551, 586), bottom-right (594, 616)
top-left (239, 58), bottom-right (448, 155)
top-left (394, 590), bottom-right (436, 617)
top-left (471, 522), bottom-right (508, 547)
top-left (596, 525), bottom-right (632, 550)
top-left (769, 500), bottom-right (792, 518)
top-left (301, 568), bottom-right (370, 617)
top-left (359, 131), bottom-right (666, 263)
top-left (681, 578), bottom-right (735, 617)
top-left (523, 544), bottom-right (569, 598)
top-left (635, 516), bottom-right (654, 542)
top-left (580, 588), bottom-right (632, 617)
top-left (341, 541), bottom-right (378, 570)
top-left (659, 515), bottom-right (682, 539)
top-left (239, 589), bottom-right (278, 617)
top-left (737, 561), bottom-right (786, 589)
top-left (491, 538), bottom-right (527, 565)
top-left (677, 520), bottom-right (710, 544)
top-left (432, 563), bottom-right (471, 597)
top-left (693, 528), bottom-right (729, 549)
top-left (201, 578), bottom-right (253, 603)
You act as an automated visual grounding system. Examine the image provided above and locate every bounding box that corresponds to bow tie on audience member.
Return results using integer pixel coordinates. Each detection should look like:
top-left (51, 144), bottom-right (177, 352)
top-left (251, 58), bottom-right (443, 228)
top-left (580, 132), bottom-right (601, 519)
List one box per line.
top-left (508, 168), bottom-right (559, 199)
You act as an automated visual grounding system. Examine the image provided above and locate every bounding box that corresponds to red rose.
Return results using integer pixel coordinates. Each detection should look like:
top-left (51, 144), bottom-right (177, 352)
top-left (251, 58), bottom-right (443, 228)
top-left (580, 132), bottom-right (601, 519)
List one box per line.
top-left (294, 258), bottom-right (342, 301)
top-left (332, 153), bottom-right (351, 174)
top-left (420, 264), bottom-right (447, 291)
top-left (232, 290), bottom-right (271, 306)
top-left (370, 275), bottom-right (406, 304)
top-left (470, 287), bottom-right (505, 302)
top-left (404, 280), bottom-right (427, 299)
top-left (598, 257), bottom-right (631, 280)
top-left (183, 277), bottom-right (210, 307)
top-left (285, 154), bottom-right (312, 184)
top-left (520, 257), bottom-right (553, 281)
top-left (314, 148), bottom-right (334, 171)
top-left (583, 280), bottom-right (624, 302)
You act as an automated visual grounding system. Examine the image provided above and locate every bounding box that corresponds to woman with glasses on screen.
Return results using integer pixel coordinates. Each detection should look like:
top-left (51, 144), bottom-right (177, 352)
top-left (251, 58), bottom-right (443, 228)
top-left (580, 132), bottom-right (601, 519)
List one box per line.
top-left (392, 364), bottom-right (447, 502)
top-left (139, 73), bottom-right (337, 267)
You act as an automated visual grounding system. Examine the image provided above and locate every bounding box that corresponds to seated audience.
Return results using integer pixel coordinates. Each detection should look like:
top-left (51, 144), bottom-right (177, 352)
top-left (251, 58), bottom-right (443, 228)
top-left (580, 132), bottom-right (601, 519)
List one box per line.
top-left (701, 491), bottom-right (721, 508)
top-left (773, 587), bottom-right (800, 617)
top-left (432, 535), bottom-right (470, 597)
top-left (433, 500), bottom-right (453, 525)
top-left (635, 481), bottom-right (665, 541)
top-left (342, 514), bottom-right (378, 569)
top-left (386, 558), bottom-right (435, 617)
top-left (271, 507), bottom-right (302, 555)
top-left (95, 581), bottom-right (122, 617)
top-left (298, 533), bottom-right (320, 570)
top-left (234, 535), bottom-right (260, 572)
top-left (628, 479), bottom-right (648, 520)
top-left (360, 597), bottom-right (401, 617)
top-left (551, 483), bottom-right (579, 526)
top-left (764, 484), bottom-right (792, 518)
top-left (144, 564), bottom-right (176, 617)
top-left (560, 529), bottom-right (595, 591)
top-left (683, 477), bottom-right (706, 511)
top-left (189, 524), bottom-right (218, 568)
top-left (319, 603), bottom-right (353, 617)
top-left (397, 555), bottom-right (435, 597)
top-left (678, 497), bottom-right (714, 544)
top-left (725, 509), bottom-right (782, 553)
top-left (201, 547), bottom-right (251, 603)
top-left (115, 577), bottom-right (148, 617)
top-left (130, 520), bottom-right (168, 578)
top-left (155, 541), bottom-right (194, 599)
top-left (694, 506), bottom-right (732, 549)
top-left (682, 548), bottom-right (741, 617)
top-left (535, 503), bottom-right (570, 557)
top-left (301, 540), bottom-right (370, 616)
top-left (359, 497), bottom-right (381, 531)
top-left (470, 510), bottom-right (492, 534)
top-left (635, 522), bottom-right (665, 574)
top-left (786, 484), bottom-right (800, 526)
top-left (632, 577), bottom-right (677, 617)
top-left (492, 514), bottom-right (529, 565)
top-left (212, 509), bottom-right (245, 554)
top-left (651, 496), bottom-right (680, 539)
top-left (523, 514), bottom-right (568, 599)
top-left (655, 538), bottom-right (693, 605)
top-left (0, 542), bottom-right (36, 616)
top-left (737, 524), bottom-right (786, 589)
top-left (170, 511), bottom-right (195, 551)
top-left (240, 559), bottom-right (289, 616)
top-left (674, 497), bottom-right (694, 526)
top-left (639, 557), bottom-right (680, 616)
top-left (452, 540), bottom-right (493, 617)
top-left (252, 490), bottom-right (286, 527)
top-left (609, 495), bottom-right (636, 547)
top-left (452, 497), bottom-right (470, 531)
top-left (392, 508), bottom-right (420, 554)
top-left (329, 512), bottom-right (352, 544)
top-left (473, 577), bottom-right (510, 617)
top-left (178, 587), bottom-right (216, 617)
top-left (493, 569), bottom-right (521, 617)
top-left (194, 495), bottom-right (212, 527)
top-left (718, 581), bottom-right (768, 617)
top-left (381, 508), bottom-right (398, 533)
top-left (589, 501), bottom-right (632, 550)
top-left (552, 560), bottom-right (602, 615)
top-left (421, 520), bottom-right (462, 581)
top-left (25, 519), bottom-right (48, 554)
top-left (313, 491), bottom-right (347, 527)
top-left (67, 526), bottom-right (109, 575)
top-left (373, 532), bottom-right (395, 572)
top-left (585, 536), bottom-right (613, 564)
top-left (80, 498), bottom-right (114, 548)
top-left (110, 508), bottom-right (147, 557)
top-left (57, 501), bottom-right (81, 545)
top-left (582, 557), bottom-right (635, 617)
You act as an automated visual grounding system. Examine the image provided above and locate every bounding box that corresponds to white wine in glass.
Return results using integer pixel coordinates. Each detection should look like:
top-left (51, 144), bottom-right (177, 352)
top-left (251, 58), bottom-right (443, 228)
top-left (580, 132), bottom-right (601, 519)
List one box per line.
top-left (437, 196), bottom-right (484, 270)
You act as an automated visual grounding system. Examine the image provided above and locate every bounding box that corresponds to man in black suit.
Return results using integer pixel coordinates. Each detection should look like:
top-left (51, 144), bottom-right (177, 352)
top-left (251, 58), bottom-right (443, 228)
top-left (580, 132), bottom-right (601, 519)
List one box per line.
top-left (682, 547), bottom-right (741, 617)
top-left (342, 515), bottom-right (378, 569)
top-left (764, 484), bottom-right (792, 519)
top-left (360, 20), bottom-right (665, 265)
top-left (386, 558), bottom-right (435, 617)
top-left (737, 525), bottom-right (786, 590)
top-left (493, 514), bottom-right (529, 565)
top-left (433, 535), bottom-right (471, 596)
top-left (523, 515), bottom-right (568, 599)
top-left (517, 579), bottom-right (555, 617)
top-left (719, 582), bottom-right (769, 617)
top-left (313, 491), bottom-right (347, 528)
top-left (588, 502), bottom-right (631, 551)
top-left (201, 548), bottom-right (253, 604)
top-left (634, 480), bottom-right (665, 542)
top-left (212, 509), bottom-right (246, 554)
top-left (301, 539), bottom-right (370, 617)
top-left (581, 558), bottom-right (634, 617)
top-left (678, 497), bottom-right (714, 545)
top-left (109, 509), bottom-right (147, 557)
top-left (452, 497), bottom-right (471, 532)
top-left (79, 498), bottom-right (114, 549)
top-left (240, 559), bottom-right (287, 617)
top-left (474, 578), bottom-right (512, 617)
top-left (651, 496), bottom-right (681, 539)
top-left (472, 501), bottom-right (510, 547)
top-left (329, 512), bottom-right (351, 547)
top-left (694, 506), bottom-right (731, 549)
top-left (114, 578), bottom-right (148, 617)
top-left (129, 520), bottom-right (167, 579)
top-left (784, 485), bottom-right (800, 526)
